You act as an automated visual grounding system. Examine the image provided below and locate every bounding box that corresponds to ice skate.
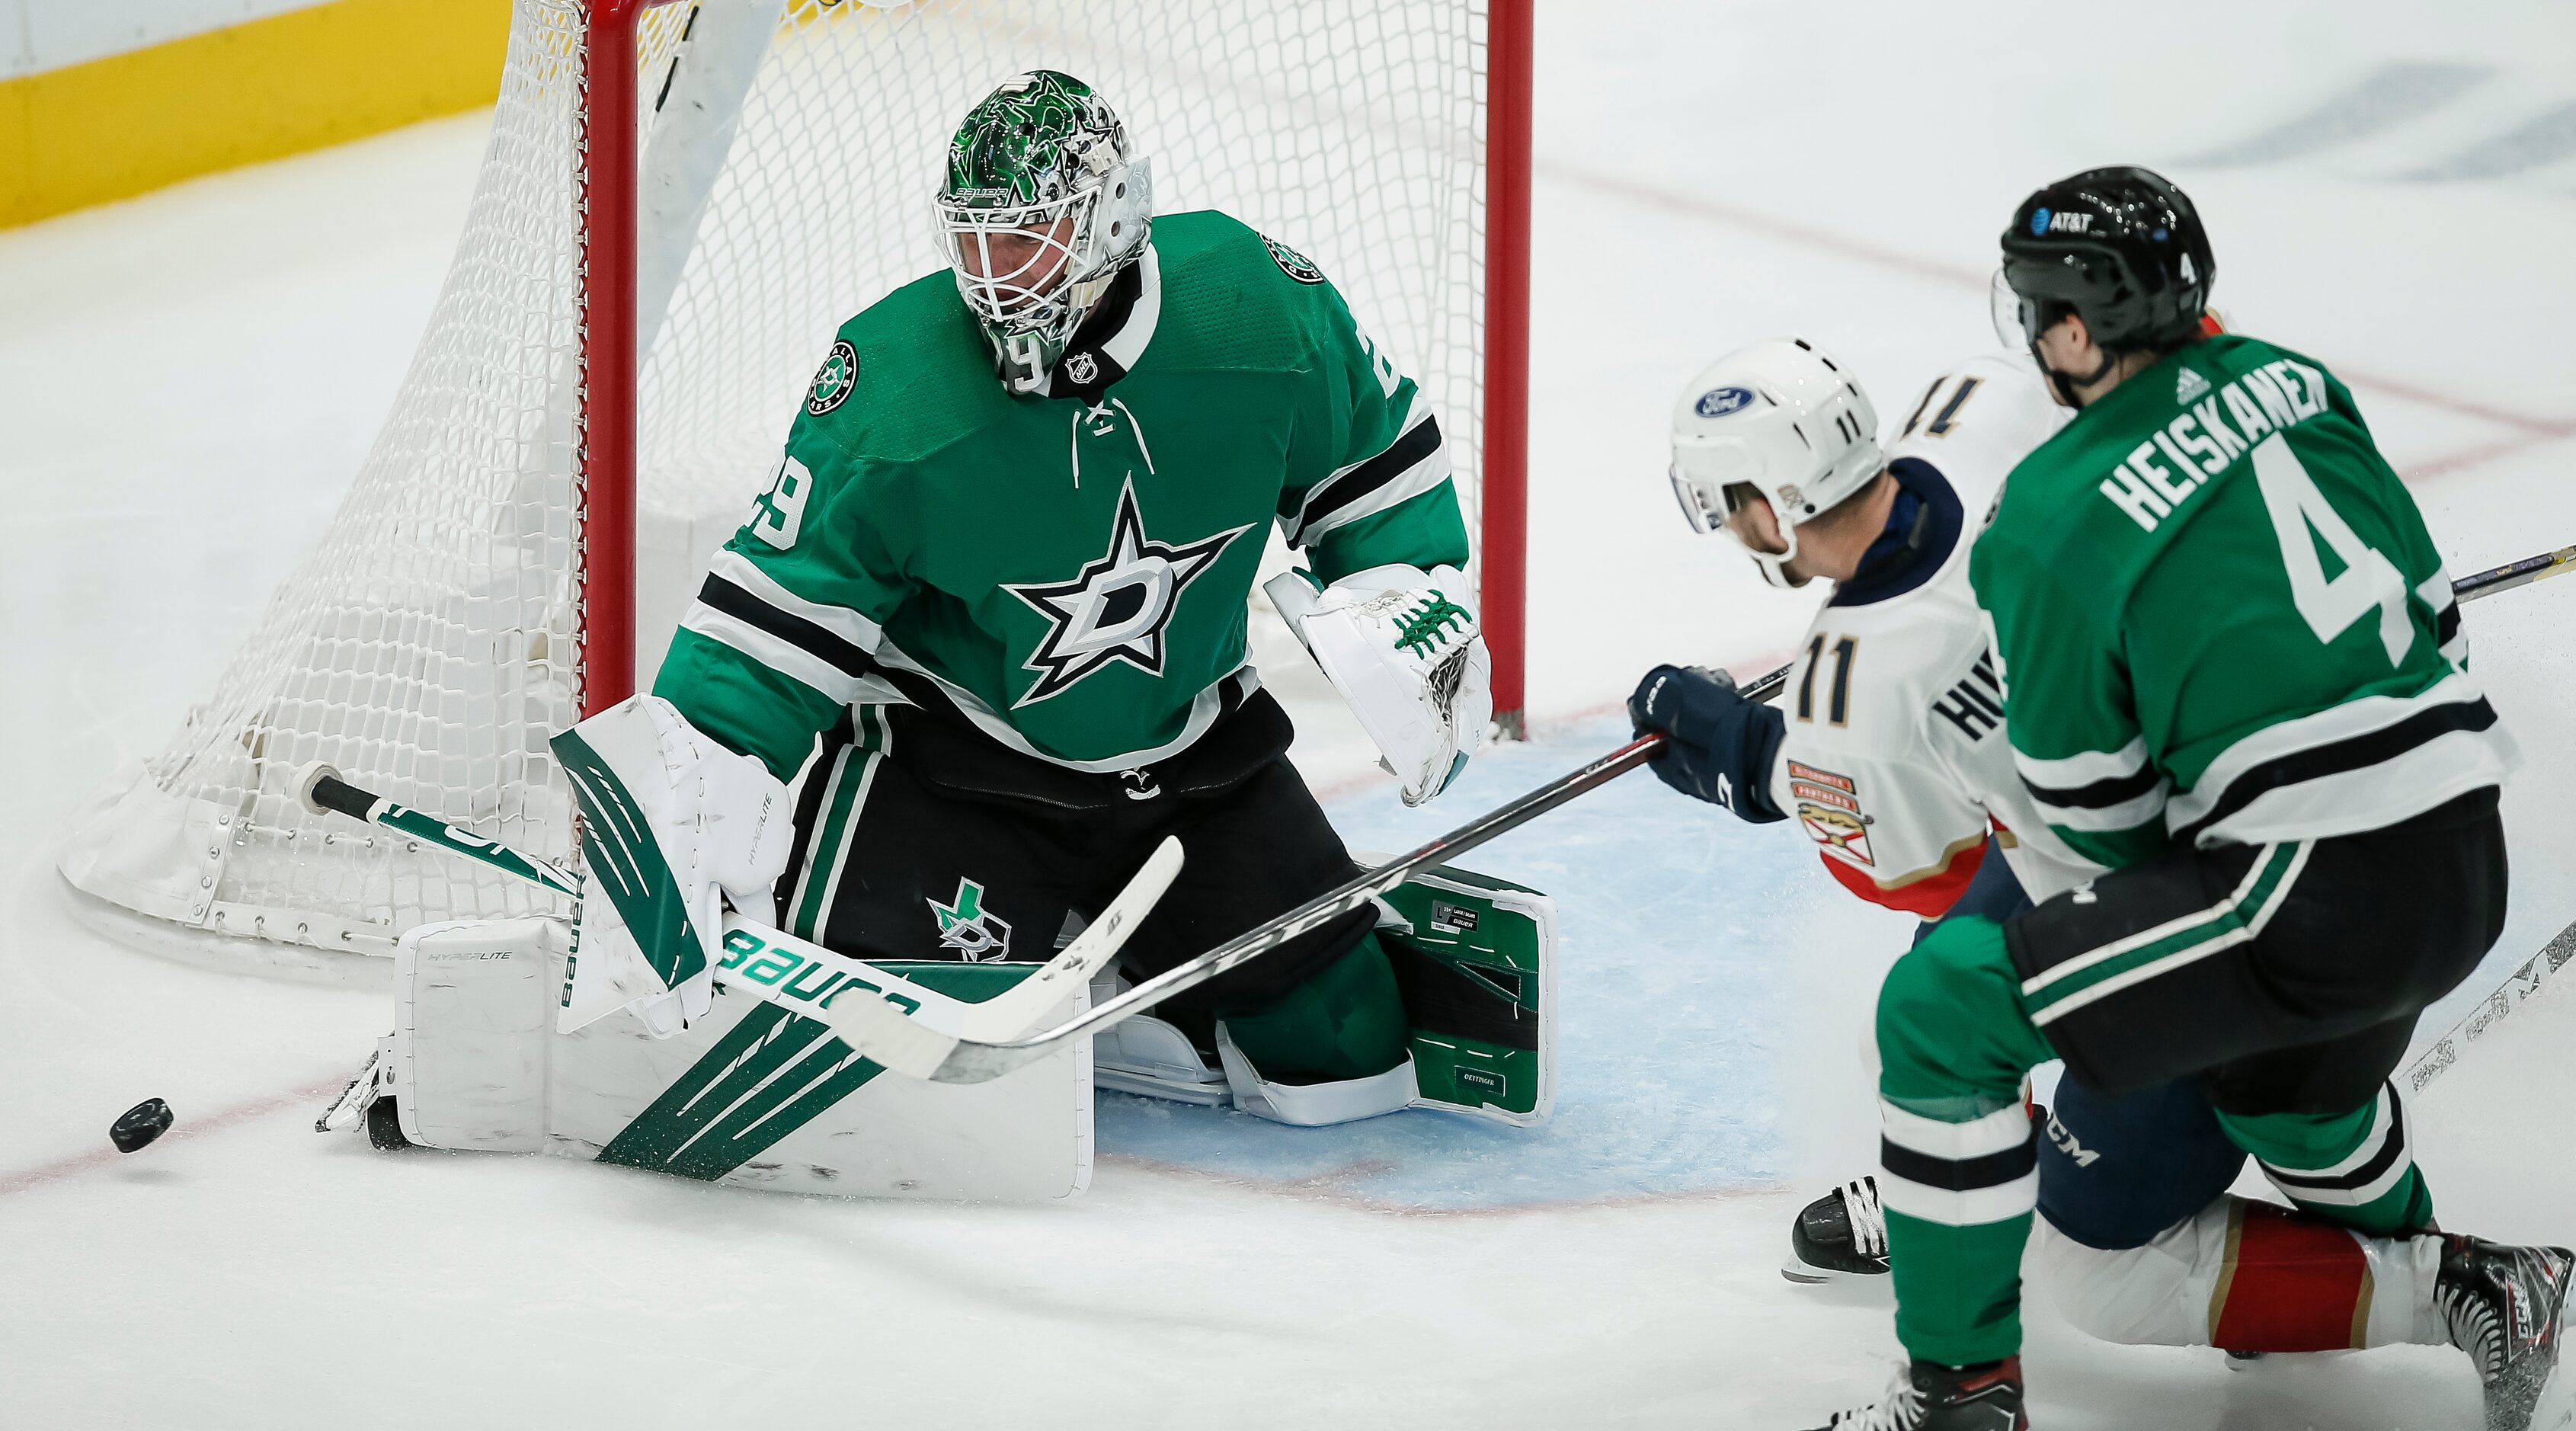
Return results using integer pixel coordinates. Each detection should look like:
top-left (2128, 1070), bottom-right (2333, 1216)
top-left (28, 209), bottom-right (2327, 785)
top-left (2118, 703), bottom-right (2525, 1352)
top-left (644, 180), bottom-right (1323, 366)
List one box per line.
top-left (2438, 1235), bottom-right (2575, 1430)
top-left (1805, 1358), bottom-right (2025, 1430)
top-left (1784, 1176), bottom-right (1890, 1284)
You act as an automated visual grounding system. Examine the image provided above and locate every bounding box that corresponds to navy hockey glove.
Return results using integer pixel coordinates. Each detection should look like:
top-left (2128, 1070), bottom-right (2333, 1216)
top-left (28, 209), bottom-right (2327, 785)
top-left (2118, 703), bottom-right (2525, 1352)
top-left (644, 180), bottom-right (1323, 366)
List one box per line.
top-left (1628, 664), bottom-right (1787, 822)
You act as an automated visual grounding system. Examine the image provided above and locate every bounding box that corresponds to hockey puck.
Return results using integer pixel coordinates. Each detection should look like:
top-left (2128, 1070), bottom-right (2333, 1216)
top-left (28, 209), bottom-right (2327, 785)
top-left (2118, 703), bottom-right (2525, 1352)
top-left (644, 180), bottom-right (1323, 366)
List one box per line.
top-left (110, 1098), bottom-right (174, 1154)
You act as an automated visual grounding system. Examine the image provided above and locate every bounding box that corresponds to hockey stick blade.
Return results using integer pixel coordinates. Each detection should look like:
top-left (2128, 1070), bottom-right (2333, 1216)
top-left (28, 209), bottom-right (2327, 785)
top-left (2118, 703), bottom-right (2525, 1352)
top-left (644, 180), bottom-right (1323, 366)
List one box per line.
top-left (827, 835), bottom-right (1185, 1077)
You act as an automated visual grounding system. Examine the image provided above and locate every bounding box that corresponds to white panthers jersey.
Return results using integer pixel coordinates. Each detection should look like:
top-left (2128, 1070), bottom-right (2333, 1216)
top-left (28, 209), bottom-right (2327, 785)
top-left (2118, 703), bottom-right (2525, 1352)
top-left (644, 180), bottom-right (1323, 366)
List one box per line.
top-left (1765, 354), bottom-right (2097, 915)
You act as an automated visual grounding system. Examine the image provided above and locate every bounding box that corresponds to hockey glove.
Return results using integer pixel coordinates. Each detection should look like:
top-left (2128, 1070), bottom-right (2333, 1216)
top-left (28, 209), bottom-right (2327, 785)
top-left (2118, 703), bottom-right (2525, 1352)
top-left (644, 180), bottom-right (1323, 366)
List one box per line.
top-left (1266, 564), bottom-right (1490, 806)
top-left (1628, 664), bottom-right (1787, 822)
top-left (551, 695), bottom-right (793, 1036)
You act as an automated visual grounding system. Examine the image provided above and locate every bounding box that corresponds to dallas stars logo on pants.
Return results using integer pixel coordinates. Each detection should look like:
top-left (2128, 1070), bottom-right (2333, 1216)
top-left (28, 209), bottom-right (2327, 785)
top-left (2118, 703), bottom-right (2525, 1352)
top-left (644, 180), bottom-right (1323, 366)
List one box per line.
top-left (929, 878), bottom-right (1013, 961)
top-left (1003, 477), bottom-right (1251, 706)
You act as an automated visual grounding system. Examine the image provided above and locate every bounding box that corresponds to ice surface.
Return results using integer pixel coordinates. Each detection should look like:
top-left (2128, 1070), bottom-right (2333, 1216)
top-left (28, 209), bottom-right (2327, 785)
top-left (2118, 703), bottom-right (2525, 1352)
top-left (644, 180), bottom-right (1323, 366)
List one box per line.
top-left (3, 2), bottom-right (2574, 1426)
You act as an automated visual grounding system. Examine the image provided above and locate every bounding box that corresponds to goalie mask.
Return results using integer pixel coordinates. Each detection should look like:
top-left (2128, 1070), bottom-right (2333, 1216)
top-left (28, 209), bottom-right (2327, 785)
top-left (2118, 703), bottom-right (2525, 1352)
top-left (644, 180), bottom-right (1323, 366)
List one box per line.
top-left (937, 70), bottom-right (1154, 391)
top-left (1668, 338), bottom-right (1883, 588)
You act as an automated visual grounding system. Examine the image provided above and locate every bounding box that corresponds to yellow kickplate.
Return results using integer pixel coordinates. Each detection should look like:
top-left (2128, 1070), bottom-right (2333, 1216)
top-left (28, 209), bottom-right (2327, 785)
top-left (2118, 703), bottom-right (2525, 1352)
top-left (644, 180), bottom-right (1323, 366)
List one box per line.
top-left (2, 0), bottom-right (511, 229)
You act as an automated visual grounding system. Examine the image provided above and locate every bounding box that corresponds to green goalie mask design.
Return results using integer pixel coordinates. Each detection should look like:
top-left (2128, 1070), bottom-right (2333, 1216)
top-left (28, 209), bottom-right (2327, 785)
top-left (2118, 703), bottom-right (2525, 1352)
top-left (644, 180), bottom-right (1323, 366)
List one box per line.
top-left (936, 70), bottom-right (1154, 386)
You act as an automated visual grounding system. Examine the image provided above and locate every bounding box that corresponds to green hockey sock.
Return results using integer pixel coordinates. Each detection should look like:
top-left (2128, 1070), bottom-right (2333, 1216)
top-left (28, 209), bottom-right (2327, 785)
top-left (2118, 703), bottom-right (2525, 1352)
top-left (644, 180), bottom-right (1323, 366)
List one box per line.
top-left (1217, 933), bottom-right (1410, 1084)
top-left (1874, 916), bottom-right (2060, 1366)
top-left (2218, 1086), bottom-right (2433, 1235)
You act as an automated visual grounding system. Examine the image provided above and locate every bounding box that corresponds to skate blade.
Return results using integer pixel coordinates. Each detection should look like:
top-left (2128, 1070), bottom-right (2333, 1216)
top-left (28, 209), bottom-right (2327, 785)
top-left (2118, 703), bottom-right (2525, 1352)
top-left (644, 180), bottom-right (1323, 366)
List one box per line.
top-left (1781, 1257), bottom-right (1884, 1285)
top-left (2529, 1353), bottom-right (2574, 1431)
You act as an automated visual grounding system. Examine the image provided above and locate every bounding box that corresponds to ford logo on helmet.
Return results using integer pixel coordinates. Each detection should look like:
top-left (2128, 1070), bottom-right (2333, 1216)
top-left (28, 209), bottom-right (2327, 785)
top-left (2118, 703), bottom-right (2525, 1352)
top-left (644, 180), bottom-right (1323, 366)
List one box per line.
top-left (2030, 207), bottom-right (2052, 235)
top-left (1694, 386), bottom-right (1756, 418)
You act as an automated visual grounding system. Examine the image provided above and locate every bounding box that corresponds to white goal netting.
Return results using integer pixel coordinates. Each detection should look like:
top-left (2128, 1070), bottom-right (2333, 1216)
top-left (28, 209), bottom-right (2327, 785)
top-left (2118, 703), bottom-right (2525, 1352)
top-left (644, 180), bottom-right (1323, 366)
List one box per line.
top-left (59, 0), bottom-right (1493, 966)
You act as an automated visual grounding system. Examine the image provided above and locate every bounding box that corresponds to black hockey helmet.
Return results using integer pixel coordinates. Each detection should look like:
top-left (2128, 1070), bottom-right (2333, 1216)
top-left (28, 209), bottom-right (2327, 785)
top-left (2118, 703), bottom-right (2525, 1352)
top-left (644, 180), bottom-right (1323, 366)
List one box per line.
top-left (1995, 166), bottom-right (2213, 355)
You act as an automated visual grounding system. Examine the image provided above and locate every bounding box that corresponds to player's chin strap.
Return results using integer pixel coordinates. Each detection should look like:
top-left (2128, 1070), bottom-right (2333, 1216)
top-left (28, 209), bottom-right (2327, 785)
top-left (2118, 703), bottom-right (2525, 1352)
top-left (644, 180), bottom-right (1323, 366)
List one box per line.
top-left (2034, 342), bottom-right (2120, 409)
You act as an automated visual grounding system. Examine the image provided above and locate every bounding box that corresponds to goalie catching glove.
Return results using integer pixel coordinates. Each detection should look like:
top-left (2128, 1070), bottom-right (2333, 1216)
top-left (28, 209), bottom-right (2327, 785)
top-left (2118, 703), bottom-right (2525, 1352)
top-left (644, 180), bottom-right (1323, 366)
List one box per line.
top-left (551, 695), bottom-right (792, 1036)
top-left (1266, 564), bottom-right (1490, 805)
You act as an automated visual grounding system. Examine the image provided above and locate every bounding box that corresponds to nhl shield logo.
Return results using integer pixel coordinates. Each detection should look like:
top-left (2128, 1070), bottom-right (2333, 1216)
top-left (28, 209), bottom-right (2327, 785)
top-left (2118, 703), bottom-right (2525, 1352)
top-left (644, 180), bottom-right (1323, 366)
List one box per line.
top-left (928, 877), bottom-right (1014, 961)
top-left (1064, 351), bottom-right (1099, 386)
top-left (808, 340), bottom-right (857, 415)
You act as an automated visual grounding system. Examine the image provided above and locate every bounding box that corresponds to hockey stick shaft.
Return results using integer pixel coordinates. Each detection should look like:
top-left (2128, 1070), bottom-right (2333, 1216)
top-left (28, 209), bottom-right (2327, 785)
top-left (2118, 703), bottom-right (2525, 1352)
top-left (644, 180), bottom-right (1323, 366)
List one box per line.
top-left (846, 665), bottom-right (1795, 1084)
top-left (292, 762), bottom-right (1181, 1052)
top-left (2402, 917), bottom-right (2576, 1095)
top-left (2453, 542), bottom-right (2576, 603)
top-left (300, 766), bottom-right (584, 898)
top-left (855, 537), bottom-right (2567, 1087)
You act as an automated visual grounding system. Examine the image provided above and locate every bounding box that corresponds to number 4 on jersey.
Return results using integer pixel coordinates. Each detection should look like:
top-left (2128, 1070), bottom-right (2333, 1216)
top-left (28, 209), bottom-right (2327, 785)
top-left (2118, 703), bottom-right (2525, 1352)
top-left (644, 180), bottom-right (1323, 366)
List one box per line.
top-left (2251, 435), bottom-right (2413, 667)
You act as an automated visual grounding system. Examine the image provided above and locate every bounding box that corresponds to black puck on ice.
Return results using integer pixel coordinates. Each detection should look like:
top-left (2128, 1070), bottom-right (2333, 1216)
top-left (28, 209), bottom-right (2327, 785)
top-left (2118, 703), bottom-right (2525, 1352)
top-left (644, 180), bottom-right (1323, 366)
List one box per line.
top-left (110, 1098), bottom-right (174, 1154)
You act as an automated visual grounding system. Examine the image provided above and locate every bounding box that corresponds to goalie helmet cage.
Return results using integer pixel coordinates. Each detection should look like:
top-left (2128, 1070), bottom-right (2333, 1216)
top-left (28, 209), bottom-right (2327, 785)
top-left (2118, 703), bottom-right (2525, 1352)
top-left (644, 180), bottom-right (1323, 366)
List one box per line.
top-left (56, 0), bottom-right (1532, 970)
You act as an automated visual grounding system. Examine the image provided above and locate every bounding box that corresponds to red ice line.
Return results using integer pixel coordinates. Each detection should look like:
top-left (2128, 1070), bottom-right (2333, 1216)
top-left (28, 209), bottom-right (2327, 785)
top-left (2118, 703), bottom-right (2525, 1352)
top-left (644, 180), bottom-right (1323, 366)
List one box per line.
top-left (1534, 162), bottom-right (2576, 477)
top-left (0, 1078), bottom-right (343, 1198)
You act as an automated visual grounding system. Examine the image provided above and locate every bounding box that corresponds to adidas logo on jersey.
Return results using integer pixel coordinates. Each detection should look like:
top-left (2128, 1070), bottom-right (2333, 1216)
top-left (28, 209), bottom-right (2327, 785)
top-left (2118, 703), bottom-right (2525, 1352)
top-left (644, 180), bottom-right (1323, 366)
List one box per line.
top-left (2176, 367), bottom-right (2212, 403)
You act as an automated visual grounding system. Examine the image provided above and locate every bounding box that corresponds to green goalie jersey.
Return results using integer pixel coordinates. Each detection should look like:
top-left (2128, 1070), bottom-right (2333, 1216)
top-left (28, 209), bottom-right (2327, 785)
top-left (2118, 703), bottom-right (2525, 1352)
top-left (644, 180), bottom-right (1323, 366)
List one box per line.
top-left (652, 210), bottom-right (1468, 785)
top-left (1970, 333), bottom-right (2519, 869)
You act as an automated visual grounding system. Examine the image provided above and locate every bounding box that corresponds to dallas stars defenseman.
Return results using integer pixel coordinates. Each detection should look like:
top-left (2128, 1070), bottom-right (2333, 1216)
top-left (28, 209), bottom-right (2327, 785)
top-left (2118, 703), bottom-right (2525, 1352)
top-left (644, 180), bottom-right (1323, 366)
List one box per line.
top-left (1630, 335), bottom-right (2574, 1426)
top-left (559, 70), bottom-right (1523, 1128)
top-left (1801, 167), bottom-right (2569, 1431)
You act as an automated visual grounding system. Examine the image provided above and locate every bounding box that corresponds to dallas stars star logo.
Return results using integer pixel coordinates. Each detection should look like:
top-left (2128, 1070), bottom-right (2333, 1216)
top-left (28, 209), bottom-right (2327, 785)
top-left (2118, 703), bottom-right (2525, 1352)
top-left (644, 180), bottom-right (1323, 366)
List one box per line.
top-left (928, 877), bottom-right (1013, 961)
top-left (1003, 478), bottom-right (1253, 706)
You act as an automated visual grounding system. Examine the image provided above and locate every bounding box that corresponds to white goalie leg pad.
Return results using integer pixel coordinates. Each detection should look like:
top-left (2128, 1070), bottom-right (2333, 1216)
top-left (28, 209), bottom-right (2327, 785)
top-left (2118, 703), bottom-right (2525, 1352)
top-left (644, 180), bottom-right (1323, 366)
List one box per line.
top-left (1089, 974), bottom-right (1230, 1106)
top-left (549, 967), bottom-right (1092, 1199)
top-left (1266, 565), bottom-right (1490, 806)
top-left (373, 919), bottom-right (1090, 1198)
top-left (391, 917), bottom-right (565, 1153)
top-left (1214, 1022), bottom-right (1417, 1127)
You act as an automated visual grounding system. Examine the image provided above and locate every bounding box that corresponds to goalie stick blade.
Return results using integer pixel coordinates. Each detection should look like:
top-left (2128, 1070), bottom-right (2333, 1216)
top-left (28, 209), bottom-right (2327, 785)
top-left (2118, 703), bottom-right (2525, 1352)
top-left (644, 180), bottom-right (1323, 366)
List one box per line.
top-left (832, 837), bottom-right (1186, 1080)
top-left (957, 835), bottom-right (1184, 1042)
top-left (828, 995), bottom-right (962, 1080)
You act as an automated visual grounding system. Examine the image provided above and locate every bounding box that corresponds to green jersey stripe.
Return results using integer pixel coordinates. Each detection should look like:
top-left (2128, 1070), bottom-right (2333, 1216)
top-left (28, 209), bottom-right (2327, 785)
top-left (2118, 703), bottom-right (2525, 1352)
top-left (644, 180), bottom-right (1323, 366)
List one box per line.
top-left (708, 549), bottom-right (885, 651)
top-left (2024, 840), bottom-right (2309, 1023)
top-left (1286, 405), bottom-right (1448, 543)
top-left (680, 601), bottom-right (871, 707)
top-left (2169, 671), bottom-right (2514, 845)
top-left (2012, 734), bottom-right (2152, 789)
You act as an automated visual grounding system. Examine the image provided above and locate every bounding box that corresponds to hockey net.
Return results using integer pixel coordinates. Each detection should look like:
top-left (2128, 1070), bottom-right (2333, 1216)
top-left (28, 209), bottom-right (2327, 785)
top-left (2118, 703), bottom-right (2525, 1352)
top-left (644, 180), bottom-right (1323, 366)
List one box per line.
top-left (59, 0), bottom-right (1521, 968)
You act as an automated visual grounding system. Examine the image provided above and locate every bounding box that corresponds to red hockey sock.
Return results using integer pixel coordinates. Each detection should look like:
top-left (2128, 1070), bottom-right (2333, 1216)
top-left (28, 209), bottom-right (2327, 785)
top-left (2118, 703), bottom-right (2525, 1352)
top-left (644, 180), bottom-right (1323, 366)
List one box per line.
top-left (2208, 1199), bottom-right (2372, 1352)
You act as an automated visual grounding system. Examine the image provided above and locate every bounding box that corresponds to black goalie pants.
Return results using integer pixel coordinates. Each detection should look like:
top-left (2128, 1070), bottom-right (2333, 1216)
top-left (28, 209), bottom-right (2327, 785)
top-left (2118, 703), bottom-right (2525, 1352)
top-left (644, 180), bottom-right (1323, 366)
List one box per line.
top-left (770, 706), bottom-right (1408, 1083)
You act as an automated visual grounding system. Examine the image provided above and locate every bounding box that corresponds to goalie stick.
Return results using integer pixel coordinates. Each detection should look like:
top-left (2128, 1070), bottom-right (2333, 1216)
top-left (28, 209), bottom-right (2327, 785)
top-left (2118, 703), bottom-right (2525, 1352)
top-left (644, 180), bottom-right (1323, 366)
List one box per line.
top-left (291, 761), bottom-right (1183, 1048)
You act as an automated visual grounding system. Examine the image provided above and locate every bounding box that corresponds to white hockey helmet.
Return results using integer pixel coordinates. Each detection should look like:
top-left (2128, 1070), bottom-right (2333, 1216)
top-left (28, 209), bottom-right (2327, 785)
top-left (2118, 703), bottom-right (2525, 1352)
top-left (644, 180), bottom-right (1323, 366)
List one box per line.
top-left (1669, 338), bottom-right (1884, 588)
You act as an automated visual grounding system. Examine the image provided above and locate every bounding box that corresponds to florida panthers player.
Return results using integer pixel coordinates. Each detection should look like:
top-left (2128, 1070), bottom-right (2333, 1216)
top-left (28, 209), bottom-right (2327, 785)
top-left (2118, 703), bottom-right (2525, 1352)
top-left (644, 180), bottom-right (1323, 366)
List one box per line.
top-left (555, 71), bottom-right (1502, 1126)
top-left (1630, 331), bottom-right (2571, 1429)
